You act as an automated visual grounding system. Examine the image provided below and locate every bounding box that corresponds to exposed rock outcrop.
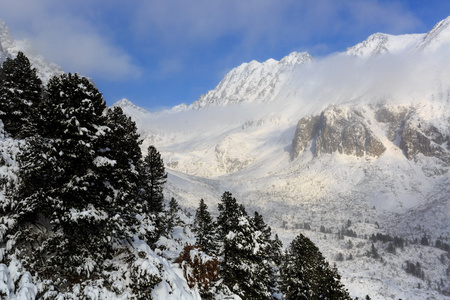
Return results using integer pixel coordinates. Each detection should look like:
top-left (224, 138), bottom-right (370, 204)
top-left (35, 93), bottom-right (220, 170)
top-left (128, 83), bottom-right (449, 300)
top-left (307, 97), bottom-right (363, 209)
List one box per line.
top-left (291, 106), bottom-right (386, 159)
top-left (292, 104), bottom-right (450, 166)
top-left (400, 123), bottom-right (449, 162)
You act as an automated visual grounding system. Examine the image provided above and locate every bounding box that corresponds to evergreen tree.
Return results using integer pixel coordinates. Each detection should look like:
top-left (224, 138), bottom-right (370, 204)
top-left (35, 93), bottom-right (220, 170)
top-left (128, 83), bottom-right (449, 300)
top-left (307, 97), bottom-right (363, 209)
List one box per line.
top-left (216, 191), bottom-right (243, 241)
top-left (270, 233), bottom-right (284, 266)
top-left (222, 214), bottom-right (272, 299)
top-left (368, 243), bottom-right (380, 259)
top-left (280, 234), bottom-right (351, 299)
top-left (252, 211), bottom-right (282, 295)
top-left (166, 197), bottom-right (183, 233)
top-left (9, 73), bottom-right (135, 284)
top-left (138, 145), bottom-right (167, 244)
top-left (0, 51), bottom-right (42, 137)
top-left (102, 106), bottom-right (142, 192)
top-left (252, 211), bottom-right (272, 241)
top-left (98, 106), bottom-right (143, 236)
top-left (193, 198), bottom-right (216, 254)
top-left (216, 192), bottom-right (272, 299)
top-left (139, 145), bottom-right (167, 214)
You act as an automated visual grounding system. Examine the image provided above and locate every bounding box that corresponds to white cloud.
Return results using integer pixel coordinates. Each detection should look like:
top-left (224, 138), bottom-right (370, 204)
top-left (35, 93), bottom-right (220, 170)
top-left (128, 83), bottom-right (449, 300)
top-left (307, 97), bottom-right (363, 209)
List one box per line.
top-left (0, 0), bottom-right (426, 85)
top-left (0, 0), bottom-right (141, 80)
top-left (132, 0), bottom-right (421, 49)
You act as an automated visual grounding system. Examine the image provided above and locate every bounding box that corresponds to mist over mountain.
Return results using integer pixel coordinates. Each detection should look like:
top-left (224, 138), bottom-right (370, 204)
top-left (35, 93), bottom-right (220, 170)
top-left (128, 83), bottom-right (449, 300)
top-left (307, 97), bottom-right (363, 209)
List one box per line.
top-left (114, 17), bottom-right (450, 299)
top-left (0, 20), bottom-right (63, 83)
top-left (1, 14), bottom-right (449, 299)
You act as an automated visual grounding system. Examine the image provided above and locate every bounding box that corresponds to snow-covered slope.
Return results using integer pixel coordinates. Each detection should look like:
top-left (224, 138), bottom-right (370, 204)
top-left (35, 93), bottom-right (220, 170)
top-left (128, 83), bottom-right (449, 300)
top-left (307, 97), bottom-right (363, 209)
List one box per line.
top-left (346, 16), bottom-right (450, 57)
top-left (0, 19), bottom-right (63, 83)
top-left (190, 51), bottom-right (312, 109)
top-left (345, 32), bottom-right (425, 57)
top-left (117, 17), bottom-right (450, 299)
top-left (413, 16), bottom-right (450, 53)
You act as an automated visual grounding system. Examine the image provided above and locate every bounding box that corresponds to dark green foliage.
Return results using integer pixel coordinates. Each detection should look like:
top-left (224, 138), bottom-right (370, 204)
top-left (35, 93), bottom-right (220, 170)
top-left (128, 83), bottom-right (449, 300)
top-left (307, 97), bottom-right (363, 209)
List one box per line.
top-left (435, 239), bottom-right (450, 252)
top-left (138, 145), bottom-right (167, 244)
top-left (38, 73), bottom-right (106, 138)
top-left (216, 192), bottom-right (272, 299)
top-left (0, 67), bottom-right (174, 297)
top-left (0, 51), bottom-right (42, 137)
top-left (252, 211), bottom-right (283, 296)
top-left (193, 199), bottom-right (217, 254)
top-left (6, 73), bottom-right (147, 286)
top-left (252, 211), bottom-right (271, 241)
top-left (166, 197), bottom-right (183, 233)
top-left (270, 233), bottom-right (283, 266)
top-left (128, 250), bottom-right (163, 300)
top-left (139, 145), bottom-right (167, 214)
top-left (280, 234), bottom-right (351, 300)
top-left (98, 106), bottom-right (143, 236)
top-left (221, 214), bottom-right (272, 299)
top-left (216, 191), bottom-right (244, 241)
top-left (102, 106), bottom-right (142, 190)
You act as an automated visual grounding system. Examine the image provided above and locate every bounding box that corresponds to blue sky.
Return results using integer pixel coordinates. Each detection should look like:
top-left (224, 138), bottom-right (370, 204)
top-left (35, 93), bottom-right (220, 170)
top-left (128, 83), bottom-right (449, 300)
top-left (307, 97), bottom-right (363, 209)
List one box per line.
top-left (0, 0), bottom-right (449, 110)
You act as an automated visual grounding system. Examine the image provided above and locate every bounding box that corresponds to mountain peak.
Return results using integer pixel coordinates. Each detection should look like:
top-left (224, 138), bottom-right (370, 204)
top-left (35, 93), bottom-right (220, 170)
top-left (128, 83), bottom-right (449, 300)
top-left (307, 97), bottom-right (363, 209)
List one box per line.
top-left (112, 98), bottom-right (149, 115)
top-left (412, 15), bottom-right (450, 52)
top-left (345, 32), bottom-right (425, 57)
top-left (280, 51), bottom-right (312, 65)
top-left (190, 51), bottom-right (312, 109)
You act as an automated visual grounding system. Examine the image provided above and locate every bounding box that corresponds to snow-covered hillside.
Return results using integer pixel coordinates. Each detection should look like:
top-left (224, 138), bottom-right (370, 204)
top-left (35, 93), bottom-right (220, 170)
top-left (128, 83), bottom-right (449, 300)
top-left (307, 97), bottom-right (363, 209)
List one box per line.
top-left (115, 17), bottom-right (450, 299)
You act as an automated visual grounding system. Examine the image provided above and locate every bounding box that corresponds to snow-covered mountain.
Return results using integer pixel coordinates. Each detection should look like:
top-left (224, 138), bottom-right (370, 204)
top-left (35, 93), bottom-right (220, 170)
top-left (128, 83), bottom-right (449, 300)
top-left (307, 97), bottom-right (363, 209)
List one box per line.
top-left (1, 13), bottom-right (448, 299)
top-left (345, 17), bottom-right (450, 57)
top-left (189, 51), bottom-right (312, 109)
top-left (0, 19), bottom-right (63, 83)
top-left (115, 17), bottom-right (450, 299)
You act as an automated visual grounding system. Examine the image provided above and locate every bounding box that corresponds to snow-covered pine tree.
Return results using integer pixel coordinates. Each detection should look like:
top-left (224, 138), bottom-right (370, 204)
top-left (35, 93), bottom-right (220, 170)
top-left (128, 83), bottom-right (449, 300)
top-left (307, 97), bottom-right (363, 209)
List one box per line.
top-left (193, 198), bottom-right (217, 254)
top-left (0, 51), bottom-right (42, 138)
top-left (216, 192), bottom-right (243, 241)
top-left (166, 197), bottom-right (183, 233)
top-left (139, 145), bottom-right (167, 213)
top-left (216, 192), bottom-right (272, 299)
top-left (252, 211), bottom-right (272, 241)
top-left (222, 214), bottom-right (272, 299)
top-left (138, 145), bottom-right (168, 244)
top-left (98, 106), bottom-right (143, 238)
top-left (280, 234), bottom-right (351, 299)
top-left (103, 106), bottom-right (142, 190)
top-left (270, 233), bottom-right (283, 266)
top-left (9, 73), bottom-right (130, 284)
top-left (252, 211), bottom-right (282, 296)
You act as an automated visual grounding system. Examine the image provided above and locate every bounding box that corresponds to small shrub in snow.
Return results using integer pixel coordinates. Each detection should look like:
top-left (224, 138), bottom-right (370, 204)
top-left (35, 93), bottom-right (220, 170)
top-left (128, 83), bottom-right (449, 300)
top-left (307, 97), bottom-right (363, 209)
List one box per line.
top-left (176, 244), bottom-right (220, 299)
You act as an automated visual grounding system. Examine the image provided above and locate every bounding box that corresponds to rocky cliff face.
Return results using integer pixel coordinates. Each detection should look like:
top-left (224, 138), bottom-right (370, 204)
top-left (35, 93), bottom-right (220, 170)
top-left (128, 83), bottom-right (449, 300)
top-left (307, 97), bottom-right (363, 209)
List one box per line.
top-left (291, 105), bottom-right (386, 159)
top-left (374, 104), bottom-right (450, 164)
top-left (292, 103), bottom-right (450, 170)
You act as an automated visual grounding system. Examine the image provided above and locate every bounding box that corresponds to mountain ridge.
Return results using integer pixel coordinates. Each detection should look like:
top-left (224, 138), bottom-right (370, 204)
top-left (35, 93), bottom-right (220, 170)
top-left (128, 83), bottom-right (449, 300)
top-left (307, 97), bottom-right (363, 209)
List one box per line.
top-left (1, 15), bottom-right (450, 299)
top-left (116, 17), bottom-right (450, 298)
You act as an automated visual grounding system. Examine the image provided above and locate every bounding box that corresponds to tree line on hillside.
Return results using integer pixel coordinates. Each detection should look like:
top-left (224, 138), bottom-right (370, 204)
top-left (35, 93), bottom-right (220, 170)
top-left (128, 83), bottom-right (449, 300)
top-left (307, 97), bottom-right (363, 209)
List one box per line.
top-left (0, 52), bottom-right (352, 299)
top-left (0, 52), bottom-right (171, 295)
top-left (188, 193), bottom-right (351, 299)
